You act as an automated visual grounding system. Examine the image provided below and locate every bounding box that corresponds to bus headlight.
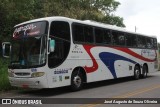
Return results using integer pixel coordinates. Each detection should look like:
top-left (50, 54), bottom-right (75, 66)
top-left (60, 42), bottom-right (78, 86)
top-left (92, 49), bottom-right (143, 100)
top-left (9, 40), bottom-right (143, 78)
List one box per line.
top-left (31, 72), bottom-right (45, 78)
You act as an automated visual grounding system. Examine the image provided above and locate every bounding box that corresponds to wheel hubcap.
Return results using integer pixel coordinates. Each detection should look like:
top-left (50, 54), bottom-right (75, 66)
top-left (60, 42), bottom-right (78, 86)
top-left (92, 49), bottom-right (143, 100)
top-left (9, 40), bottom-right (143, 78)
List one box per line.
top-left (73, 76), bottom-right (81, 87)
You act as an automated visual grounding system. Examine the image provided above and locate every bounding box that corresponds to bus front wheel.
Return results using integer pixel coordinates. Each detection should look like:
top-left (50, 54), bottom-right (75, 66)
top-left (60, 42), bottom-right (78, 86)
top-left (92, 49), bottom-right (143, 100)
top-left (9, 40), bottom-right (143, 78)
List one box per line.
top-left (71, 70), bottom-right (83, 91)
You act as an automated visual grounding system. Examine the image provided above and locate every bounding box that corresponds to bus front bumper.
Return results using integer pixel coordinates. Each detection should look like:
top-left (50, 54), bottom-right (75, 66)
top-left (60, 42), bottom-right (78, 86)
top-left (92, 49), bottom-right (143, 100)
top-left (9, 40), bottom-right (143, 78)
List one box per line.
top-left (9, 77), bottom-right (49, 89)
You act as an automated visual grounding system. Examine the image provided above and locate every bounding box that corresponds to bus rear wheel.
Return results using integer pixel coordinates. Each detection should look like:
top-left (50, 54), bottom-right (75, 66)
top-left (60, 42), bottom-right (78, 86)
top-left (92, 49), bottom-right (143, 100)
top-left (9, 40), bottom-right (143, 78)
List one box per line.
top-left (71, 70), bottom-right (83, 91)
top-left (141, 65), bottom-right (148, 78)
top-left (134, 65), bottom-right (140, 80)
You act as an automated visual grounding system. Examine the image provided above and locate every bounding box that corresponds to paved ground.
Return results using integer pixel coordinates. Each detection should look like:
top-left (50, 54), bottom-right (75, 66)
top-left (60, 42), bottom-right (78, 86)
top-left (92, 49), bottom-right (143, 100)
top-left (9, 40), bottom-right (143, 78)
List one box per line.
top-left (1, 71), bottom-right (160, 107)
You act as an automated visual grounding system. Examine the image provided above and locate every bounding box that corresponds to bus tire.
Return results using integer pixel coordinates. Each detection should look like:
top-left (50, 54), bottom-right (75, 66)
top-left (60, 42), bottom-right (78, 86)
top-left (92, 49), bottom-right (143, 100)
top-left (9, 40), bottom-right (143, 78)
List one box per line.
top-left (141, 65), bottom-right (148, 78)
top-left (134, 65), bottom-right (140, 80)
top-left (71, 70), bottom-right (83, 91)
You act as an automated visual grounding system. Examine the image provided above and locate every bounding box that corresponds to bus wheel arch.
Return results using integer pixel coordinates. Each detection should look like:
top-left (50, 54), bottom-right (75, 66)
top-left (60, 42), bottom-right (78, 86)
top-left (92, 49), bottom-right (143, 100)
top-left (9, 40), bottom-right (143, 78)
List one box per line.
top-left (70, 67), bottom-right (87, 91)
top-left (141, 63), bottom-right (148, 78)
top-left (134, 64), bottom-right (141, 80)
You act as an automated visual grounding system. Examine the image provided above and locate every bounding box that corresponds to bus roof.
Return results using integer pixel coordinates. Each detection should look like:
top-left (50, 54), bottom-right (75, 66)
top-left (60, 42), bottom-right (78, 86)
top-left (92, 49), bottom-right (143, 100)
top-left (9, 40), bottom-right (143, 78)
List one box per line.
top-left (15, 16), bottom-right (157, 38)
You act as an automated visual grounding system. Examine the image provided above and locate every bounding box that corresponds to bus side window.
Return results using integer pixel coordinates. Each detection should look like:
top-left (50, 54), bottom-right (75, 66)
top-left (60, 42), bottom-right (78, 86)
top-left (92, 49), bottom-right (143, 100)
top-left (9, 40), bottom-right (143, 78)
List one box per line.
top-left (153, 38), bottom-right (157, 49)
top-left (95, 28), bottom-right (111, 45)
top-left (73, 24), bottom-right (84, 43)
top-left (137, 35), bottom-right (146, 48)
top-left (84, 25), bottom-right (94, 43)
top-left (126, 33), bottom-right (137, 47)
top-left (146, 37), bottom-right (153, 49)
top-left (72, 23), bottom-right (94, 44)
top-left (112, 31), bottom-right (125, 46)
top-left (104, 29), bottom-right (112, 44)
top-left (95, 28), bottom-right (104, 44)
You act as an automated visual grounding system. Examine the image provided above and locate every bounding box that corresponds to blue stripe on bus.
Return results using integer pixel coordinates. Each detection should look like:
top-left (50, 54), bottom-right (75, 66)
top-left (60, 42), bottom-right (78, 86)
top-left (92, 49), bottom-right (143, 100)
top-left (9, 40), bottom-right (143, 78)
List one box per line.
top-left (99, 52), bottom-right (136, 78)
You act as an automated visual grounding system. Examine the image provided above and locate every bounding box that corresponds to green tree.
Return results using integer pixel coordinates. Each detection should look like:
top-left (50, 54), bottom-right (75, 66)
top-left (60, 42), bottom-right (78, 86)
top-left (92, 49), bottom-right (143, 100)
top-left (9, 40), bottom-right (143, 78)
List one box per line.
top-left (101, 15), bottom-right (125, 27)
top-left (42, 0), bottom-right (125, 27)
top-left (0, 0), bottom-right (125, 42)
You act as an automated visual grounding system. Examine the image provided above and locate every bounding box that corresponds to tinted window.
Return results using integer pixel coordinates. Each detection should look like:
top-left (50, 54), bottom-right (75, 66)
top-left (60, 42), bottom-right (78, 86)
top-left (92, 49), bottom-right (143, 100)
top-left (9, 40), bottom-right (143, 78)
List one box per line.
top-left (84, 25), bottom-right (94, 43)
top-left (95, 28), bottom-right (111, 44)
top-left (126, 33), bottom-right (137, 47)
top-left (49, 21), bottom-right (71, 68)
top-left (146, 37), bottom-right (154, 49)
top-left (95, 28), bottom-right (104, 43)
top-left (73, 24), bottom-right (84, 42)
top-left (112, 31), bottom-right (125, 46)
top-left (104, 30), bottom-right (112, 44)
top-left (50, 21), bottom-right (70, 41)
top-left (73, 23), bottom-right (94, 43)
top-left (153, 38), bottom-right (157, 49)
top-left (137, 35), bottom-right (146, 48)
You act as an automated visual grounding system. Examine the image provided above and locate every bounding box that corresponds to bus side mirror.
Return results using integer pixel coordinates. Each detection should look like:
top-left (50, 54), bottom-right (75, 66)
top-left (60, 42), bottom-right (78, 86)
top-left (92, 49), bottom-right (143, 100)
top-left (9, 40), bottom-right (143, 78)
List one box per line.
top-left (2, 42), bottom-right (12, 58)
top-left (49, 39), bottom-right (55, 52)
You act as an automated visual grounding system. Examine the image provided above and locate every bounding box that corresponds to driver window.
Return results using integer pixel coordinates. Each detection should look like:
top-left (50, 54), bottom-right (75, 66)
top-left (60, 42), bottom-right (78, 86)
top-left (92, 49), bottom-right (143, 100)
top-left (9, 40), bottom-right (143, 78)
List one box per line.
top-left (48, 21), bottom-right (70, 68)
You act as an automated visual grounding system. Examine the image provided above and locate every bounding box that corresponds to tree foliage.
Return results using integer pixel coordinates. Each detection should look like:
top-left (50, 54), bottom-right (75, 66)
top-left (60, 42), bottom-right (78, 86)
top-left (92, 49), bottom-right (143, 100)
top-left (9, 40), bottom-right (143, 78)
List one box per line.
top-left (0, 0), bottom-right (125, 42)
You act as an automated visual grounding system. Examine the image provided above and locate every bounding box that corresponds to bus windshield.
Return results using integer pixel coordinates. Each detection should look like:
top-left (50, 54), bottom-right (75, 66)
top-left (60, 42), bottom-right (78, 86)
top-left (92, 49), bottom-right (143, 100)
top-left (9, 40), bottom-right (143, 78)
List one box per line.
top-left (9, 21), bottom-right (48, 69)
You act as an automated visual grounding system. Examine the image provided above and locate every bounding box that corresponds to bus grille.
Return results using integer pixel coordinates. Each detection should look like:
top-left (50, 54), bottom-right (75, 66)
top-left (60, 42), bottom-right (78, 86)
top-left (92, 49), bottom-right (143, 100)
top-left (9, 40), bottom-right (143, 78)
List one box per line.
top-left (15, 73), bottom-right (30, 76)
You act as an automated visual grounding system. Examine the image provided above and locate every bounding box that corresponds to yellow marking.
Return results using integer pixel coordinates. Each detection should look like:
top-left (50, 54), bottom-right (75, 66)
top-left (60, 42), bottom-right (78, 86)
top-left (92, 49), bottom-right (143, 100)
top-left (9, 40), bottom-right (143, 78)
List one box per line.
top-left (79, 104), bottom-right (101, 107)
top-left (86, 104), bottom-right (101, 107)
top-left (114, 84), bottom-right (160, 98)
top-left (79, 104), bottom-right (94, 107)
top-left (78, 84), bottom-right (160, 107)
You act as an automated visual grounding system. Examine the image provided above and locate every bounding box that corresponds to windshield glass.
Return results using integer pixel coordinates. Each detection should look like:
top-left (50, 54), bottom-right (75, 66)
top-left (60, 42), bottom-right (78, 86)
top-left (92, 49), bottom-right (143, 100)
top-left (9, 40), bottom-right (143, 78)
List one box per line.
top-left (9, 21), bottom-right (48, 69)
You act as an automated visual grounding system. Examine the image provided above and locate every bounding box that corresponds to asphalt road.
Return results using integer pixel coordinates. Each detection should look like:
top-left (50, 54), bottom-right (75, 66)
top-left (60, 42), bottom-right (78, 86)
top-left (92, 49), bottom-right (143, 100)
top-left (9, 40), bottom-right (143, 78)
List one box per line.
top-left (1, 71), bottom-right (160, 107)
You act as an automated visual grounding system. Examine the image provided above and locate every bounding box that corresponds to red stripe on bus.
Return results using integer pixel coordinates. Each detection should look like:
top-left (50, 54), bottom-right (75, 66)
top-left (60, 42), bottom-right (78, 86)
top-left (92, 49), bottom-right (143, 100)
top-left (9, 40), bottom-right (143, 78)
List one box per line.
top-left (113, 47), bottom-right (155, 62)
top-left (83, 45), bottom-right (98, 73)
top-left (83, 45), bottom-right (156, 73)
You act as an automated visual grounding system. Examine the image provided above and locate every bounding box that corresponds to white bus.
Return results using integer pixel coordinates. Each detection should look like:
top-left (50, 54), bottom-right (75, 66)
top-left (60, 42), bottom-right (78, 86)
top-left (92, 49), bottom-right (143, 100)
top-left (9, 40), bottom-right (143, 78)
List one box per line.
top-left (2, 16), bottom-right (158, 91)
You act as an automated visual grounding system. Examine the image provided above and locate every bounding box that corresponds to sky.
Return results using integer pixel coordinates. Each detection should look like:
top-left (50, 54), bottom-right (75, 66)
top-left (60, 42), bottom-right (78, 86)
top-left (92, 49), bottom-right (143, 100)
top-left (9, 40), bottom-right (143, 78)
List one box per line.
top-left (115, 0), bottom-right (160, 42)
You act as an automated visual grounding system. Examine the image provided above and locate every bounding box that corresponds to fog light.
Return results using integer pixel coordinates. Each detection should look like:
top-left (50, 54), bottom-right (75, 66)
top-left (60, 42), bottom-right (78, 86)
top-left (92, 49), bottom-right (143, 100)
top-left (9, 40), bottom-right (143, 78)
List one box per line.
top-left (31, 72), bottom-right (45, 78)
top-left (10, 80), bottom-right (13, 83)
top-left (8, 72), bottom-right (14, 77)
top-left (35, 81), bottom-right (40, 85)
